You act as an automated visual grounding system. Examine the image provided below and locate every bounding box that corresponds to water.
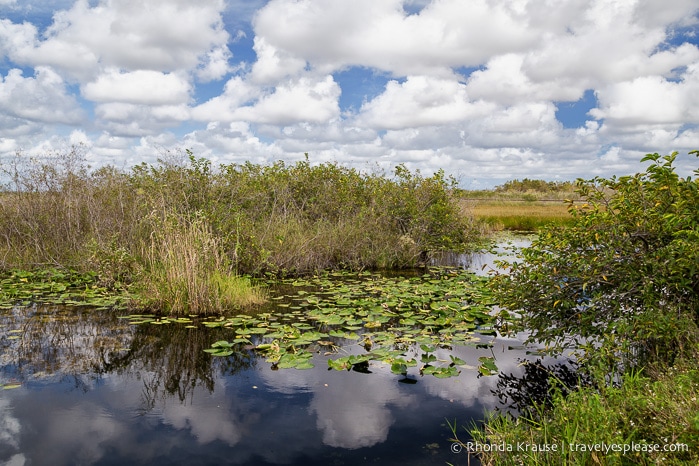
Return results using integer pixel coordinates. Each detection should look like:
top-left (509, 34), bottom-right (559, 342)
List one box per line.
top-left (0, 238), bottom-right (553, 466)
top-left (432, 234), bottom-right (534, 276)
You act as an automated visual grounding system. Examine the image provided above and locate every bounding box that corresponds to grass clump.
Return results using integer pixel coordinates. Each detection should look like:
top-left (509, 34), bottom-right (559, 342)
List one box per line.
top-left (139, 213), bottom-right (265, 315)
top-left (464, 356), bottom-right (699, 465)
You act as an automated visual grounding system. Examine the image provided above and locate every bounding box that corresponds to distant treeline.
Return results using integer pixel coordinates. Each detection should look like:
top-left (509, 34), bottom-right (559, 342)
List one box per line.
top-left (494, 178), bottom-right (576, 193)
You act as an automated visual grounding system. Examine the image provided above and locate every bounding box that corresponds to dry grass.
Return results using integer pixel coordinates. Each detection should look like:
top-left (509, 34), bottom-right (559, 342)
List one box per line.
top-left (141, 214), bottom-right (265, 315)
top-left (463, 200), bottom-right (575, 231)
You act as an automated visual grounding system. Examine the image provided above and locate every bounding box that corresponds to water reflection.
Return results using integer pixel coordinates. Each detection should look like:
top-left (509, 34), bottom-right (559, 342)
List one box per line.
top-left (492, 358), bottom-right (596, 418)
top-left (0, 302), bottom-right (520, 465)
top-left (431, 234), bottom-right (533, 275)
top-left (0, 240), bottom-right (559, 466)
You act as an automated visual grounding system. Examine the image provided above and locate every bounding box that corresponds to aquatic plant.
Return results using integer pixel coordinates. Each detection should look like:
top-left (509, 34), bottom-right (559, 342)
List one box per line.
top-left (0, 268), bottom-right (131, 310)
top-left (192, 268), bottom-right (499, 378)
top-left (138, 212), bottom-right (265, 315)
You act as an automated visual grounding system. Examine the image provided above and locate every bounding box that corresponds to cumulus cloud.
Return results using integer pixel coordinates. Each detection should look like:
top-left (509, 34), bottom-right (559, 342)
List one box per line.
top-left (591, 66), bottom-right (699, 126)
top-left (356, 75), bottom-right (495, 129)
top-left (0, 19), bottom-right (41, 66)
top-left (93, 102), bottom-right (190, 137)
top-left (251, 0), bottom-right (541, 78)
top-left (39, 0), bottom-right (227, 77)
top-left (1, 0), bottom-right (699, 186)
top-left (0, 67), bottom-right (84, 124)
top-left (83, 69), bottom-right (191, 105)
top-left (196, 46), bottom-right (234, 82)
top-left (194, 74), bottom-right (340, 125)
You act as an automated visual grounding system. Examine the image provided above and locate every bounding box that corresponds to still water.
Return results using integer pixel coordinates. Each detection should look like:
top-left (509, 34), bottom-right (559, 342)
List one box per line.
top-left (1, 239), bottom-right (552, 466)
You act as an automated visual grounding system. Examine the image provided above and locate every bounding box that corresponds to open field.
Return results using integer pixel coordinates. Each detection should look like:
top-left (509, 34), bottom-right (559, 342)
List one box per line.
top-left (462, 199), bottom-right (576, 231)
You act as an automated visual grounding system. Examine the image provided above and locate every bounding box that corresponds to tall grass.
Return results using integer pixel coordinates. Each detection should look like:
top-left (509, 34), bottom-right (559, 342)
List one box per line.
top-left (140, 213), bottom-right (265, 315)
top-left (465, 200), bottom-right (575, 231)
top-left (0, 147), bottom-right (478, 313)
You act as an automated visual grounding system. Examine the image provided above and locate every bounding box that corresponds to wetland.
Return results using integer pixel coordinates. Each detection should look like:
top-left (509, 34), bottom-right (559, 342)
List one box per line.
top-left (3, 149), bottom-right (697, 465)
top-left (0, 245), bottom-right (554, 466)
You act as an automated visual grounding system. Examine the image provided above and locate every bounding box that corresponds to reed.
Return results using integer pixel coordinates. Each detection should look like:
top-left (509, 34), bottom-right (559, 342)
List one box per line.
top-left (0, 147), bottom-right (479, 314)
top-left (140, 213), bottom-right (265, 315)
top-left (465, 200), bottom-right (575, 231)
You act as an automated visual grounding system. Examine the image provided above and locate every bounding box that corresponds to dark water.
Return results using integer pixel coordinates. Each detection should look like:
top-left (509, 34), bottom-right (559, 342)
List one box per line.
top-left (1, 241), bottom-right (554, 466)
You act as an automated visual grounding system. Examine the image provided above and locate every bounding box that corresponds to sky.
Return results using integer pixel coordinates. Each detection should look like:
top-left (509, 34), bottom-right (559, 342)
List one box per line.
top-left (1, 0), bottom-right (699, 188)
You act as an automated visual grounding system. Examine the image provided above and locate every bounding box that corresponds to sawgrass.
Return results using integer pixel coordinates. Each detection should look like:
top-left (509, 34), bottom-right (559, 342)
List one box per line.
top-left (465, 200), bottom-right (575, 231)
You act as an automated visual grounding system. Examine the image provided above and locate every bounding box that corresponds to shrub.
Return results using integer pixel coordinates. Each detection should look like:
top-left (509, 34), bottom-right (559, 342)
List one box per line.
top-left (1, 147), bottom-right (478, 312)
top-left (492, 151), bottom-right (699, 370)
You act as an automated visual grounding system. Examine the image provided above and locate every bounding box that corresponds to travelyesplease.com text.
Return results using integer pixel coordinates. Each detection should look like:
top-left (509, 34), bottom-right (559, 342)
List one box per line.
top-left (451, 441), bottom-right (689, 455)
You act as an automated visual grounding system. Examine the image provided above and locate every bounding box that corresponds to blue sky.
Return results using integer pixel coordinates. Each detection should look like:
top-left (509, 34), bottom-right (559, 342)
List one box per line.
top-left (1, 0), bottom-right (699, 187)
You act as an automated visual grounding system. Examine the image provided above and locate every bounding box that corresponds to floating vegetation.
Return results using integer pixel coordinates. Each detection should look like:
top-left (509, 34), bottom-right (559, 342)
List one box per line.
top-left (4, 267), bottom-right (501, 378)
top-left (120, 268), bottom-right (499, 378)
top-left (0, 269), bottom-right (132, 310)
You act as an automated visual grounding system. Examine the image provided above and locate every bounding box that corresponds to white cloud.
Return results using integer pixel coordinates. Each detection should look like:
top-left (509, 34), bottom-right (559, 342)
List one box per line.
top-left (237, 75), bottom-right (340, 124)
top-left (0, 67), bottom-right (83, 124)
top-left (195, 74), bottom-right (340, 125)
top-left (591, 67), bottom-right (699, 126)
top-left (466, 54), bottom-right (587, 105)
top-left (252, 0), bottom-right (539, 77)
top-left (191, 76), bottom-right (261, 121)
top-left (520, 1), bottom-right (699, 85)
top-left (1, 0), bottom-right (699, 186)
top-left (0, 19), bottom-right (40, 65)
top-left (83, 69), bottom-right (191, 105)
top-left (356, 76), bottom-right (495, 129)
top-left (182, 121), bottom-right (278, 163)
top-left (92, 101), bottom-right (190, 138)
top-left (249, 36), bottom-right (308, 84)
top-left (3, 0), bottom-right (230, 80)
top-left (633, 0), bottom-right (699, 29)
top-left (196, 46), bottom-right (234, 82)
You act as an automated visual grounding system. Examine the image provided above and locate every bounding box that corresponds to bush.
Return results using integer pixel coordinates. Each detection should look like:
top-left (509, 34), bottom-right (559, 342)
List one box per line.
top-left (492, 151), bottom-right (699, 370)
top-left (0, 148), bottom-right (478, 312)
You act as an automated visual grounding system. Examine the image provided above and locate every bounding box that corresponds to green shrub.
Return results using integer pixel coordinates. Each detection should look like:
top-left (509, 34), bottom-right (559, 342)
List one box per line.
top-left (492, 151), bottom-right (699, 370)
top-left (1, 147), bottom-right (478, 312)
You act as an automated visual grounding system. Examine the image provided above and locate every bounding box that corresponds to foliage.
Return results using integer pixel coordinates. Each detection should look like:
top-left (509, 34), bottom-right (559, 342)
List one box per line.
top-left (0, 147), bottom-right (478, 313)
top-left (0, 148), bottom-right (477, 275)
top-left (463, 354), bottom-right (699, 465)
top-left (132, 267), bottom-right (499, 377)
top-left (0, 146), bottom-right (141, 269)
top-left (492, 152), bottom-right (699, 369)
top-left (495, 178), bottom-right (576, 194)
